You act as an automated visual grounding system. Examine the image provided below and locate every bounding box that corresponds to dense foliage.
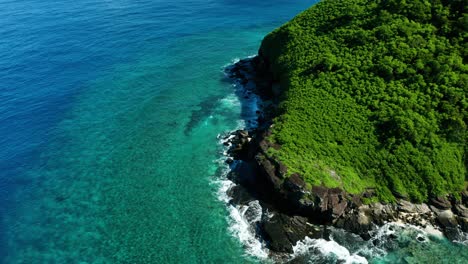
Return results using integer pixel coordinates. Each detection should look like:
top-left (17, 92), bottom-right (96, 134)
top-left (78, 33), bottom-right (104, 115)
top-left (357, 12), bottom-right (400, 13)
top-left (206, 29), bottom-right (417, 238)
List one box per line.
top-left (260, 0), bottom-right (467, 202)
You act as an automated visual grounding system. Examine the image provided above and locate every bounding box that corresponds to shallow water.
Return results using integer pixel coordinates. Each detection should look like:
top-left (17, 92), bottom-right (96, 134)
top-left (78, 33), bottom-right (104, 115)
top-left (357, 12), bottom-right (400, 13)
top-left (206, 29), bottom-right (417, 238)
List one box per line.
top-left (0, 0), bottom-right (466, 263)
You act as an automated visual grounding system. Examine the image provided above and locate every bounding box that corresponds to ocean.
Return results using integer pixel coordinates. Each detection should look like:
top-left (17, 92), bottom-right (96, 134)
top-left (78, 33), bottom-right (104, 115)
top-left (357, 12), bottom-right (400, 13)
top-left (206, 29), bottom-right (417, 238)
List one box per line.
top-left (0, 0), bottom-right (466, 263)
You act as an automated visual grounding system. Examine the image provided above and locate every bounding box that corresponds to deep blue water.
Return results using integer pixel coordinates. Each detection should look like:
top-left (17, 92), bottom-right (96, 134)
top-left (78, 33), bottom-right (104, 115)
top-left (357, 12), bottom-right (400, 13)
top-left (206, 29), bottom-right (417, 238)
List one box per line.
top-left (1, 0), bottom-right (467, 263)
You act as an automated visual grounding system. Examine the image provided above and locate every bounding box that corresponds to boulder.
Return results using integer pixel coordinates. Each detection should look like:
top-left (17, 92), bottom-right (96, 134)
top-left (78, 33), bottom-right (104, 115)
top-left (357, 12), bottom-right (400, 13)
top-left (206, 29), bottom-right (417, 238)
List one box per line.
top-left (307, 186), bottom-right (349, 222)
top-left (398, 200), bottom-right (416, 213)
top-left (370, 203), bottom-right (396, 224)
top-left (340, 209), bottom-right (373, 236)
top-left (328, 191), bottom-right (348, 219)
top-left (227, 185), bottom-right (254, 206)
top-left (262, 213), bottom-right (322, 253)
top-left (436, 210), bottom-right (458, 228)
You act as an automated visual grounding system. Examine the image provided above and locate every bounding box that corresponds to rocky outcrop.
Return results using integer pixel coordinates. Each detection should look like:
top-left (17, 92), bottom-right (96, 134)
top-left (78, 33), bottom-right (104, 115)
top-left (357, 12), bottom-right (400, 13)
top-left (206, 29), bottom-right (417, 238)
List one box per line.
top-left (262, 214), bottom-right (326, 253)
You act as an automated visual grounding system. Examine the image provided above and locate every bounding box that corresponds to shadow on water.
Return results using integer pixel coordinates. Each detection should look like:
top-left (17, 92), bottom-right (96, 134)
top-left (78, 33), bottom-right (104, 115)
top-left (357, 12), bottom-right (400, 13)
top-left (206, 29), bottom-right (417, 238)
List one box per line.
top-left (184, 95), bottom-right (225, 135)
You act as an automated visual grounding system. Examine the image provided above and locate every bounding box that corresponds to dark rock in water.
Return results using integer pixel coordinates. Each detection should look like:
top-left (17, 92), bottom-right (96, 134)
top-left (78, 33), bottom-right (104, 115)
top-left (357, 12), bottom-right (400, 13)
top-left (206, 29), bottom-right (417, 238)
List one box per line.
top-left (226, 161), bottom-right (256, 187)
top-left (227, 130), bottom-right (253, 160)
top-left (372, 239), bottom-right (380, 246)
top-left (227, 185), bottom-right (254, 206)
top-left (444, 227), bottom-right (464, 242)
top-left (416, 235), bottom-right (425, 242)
top-left (226, 158), bottom-right (234, 164)
top-left (262, 213), bottom-right (322, 253)
top-left (238, 130), bottom-right (249, 138)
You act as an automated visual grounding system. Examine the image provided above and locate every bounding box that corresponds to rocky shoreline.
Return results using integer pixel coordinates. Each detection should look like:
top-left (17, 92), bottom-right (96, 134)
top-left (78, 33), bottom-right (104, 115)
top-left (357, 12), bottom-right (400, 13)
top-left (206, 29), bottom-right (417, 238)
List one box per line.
top-left (221, 56), bottom-right (468, 258)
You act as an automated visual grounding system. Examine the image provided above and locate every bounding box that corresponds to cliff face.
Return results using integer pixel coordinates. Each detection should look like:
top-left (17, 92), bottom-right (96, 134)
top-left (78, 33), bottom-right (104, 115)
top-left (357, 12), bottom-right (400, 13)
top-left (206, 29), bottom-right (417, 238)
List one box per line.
top-left (257, 0), bottom-right (467, 204)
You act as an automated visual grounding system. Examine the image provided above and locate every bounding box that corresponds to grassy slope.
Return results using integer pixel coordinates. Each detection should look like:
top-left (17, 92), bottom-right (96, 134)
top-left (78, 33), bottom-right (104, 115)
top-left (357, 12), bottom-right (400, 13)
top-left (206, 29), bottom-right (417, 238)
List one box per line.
top-left (260, 0), bottom-right (467, 202)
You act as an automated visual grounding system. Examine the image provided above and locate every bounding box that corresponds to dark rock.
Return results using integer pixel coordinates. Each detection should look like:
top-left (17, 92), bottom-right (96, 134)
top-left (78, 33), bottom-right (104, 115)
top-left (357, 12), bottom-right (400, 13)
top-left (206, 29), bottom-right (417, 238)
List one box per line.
top-left (398, 200), bottom-right (416, 213)
top-left (256, 154), bottom-right (283, 191)
top-left (370, 203), bottom-right (397, 224)
top-left (227, 161), bottom-right (257, 187)
top-left (393, 191), bottom-right (408, 199)
top-left (349, 195), bottom-right (363, 208)
top-left (458, 217), bottom-right (468, 232)
top-left (341, 208), bottom-right (372, 235)
top-left (454, 204), bottom-right (468, 218)
top-left (305, 186), bottom-right (350, 222)
top-left (462, 190), bottom-right (468, 206)
top-left (444, 227), bottom-right (464, 242)
top-left (283, 173), bottom-right (305, 193)
top-left (363, 188), bottom-right (376, 199)
top-left (311, 186), bottom-right (330, 213)
top-left (436, 210), bottom-right (458, 228)
top-left (227, 185), bottom-right (254, 205)
top-left (277, 162), bottom-right (288, 178)
top-left (237, 130), bottom-right (249, 137)
top-left (262, 213), bottom-right (321, 253)
top-left (330, 194), bottom-right (348, 219)
top-left (430, 196), bottom-right (452, 210)
top-left (226, 158), bottom-right (234, 165)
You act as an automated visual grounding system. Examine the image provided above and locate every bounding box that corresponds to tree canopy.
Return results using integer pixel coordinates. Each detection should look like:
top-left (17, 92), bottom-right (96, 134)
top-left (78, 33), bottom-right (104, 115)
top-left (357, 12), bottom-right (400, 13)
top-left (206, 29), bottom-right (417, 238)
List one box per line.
top-left (260, 0), bottom-right (467, 202)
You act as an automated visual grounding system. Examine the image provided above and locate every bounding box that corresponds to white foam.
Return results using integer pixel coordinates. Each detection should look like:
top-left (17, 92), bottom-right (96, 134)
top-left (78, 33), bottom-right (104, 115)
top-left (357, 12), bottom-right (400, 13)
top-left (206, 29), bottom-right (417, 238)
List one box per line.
top-left (213, 173), bottom-right (269, 259)
top-left (219, 93), bottom-right (241, 109)
top-left (226, 201), bottom-right (269, 259)
top-left (213, 154), bottom-right (269, 259)
top-left (293, 237), bottom-right (368, 264)
top-left (211, 57), bottom-right (274, 260)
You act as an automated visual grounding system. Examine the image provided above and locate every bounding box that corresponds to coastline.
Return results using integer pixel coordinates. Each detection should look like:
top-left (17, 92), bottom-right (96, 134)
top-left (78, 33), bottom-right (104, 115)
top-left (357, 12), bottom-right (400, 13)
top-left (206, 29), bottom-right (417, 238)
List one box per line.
top-left (219, 56), bottom-right (468, 261)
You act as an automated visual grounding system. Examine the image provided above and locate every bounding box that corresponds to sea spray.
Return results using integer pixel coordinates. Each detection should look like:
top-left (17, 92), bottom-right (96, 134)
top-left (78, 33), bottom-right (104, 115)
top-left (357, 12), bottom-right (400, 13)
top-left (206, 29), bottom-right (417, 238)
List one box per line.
top-left (292, 237), bottom-right (368, 264)
top-left (214, 156), bottom-right (269, 260)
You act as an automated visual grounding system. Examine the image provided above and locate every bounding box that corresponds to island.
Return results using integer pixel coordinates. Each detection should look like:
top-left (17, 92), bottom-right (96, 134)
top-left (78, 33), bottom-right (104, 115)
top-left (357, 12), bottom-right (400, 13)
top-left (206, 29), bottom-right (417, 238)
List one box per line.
top-left (223, 0), bottom-right (467, 257)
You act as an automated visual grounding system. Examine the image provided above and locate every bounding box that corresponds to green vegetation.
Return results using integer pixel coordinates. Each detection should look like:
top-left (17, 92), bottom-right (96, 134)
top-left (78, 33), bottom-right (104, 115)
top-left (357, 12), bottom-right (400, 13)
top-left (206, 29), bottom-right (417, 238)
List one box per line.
top-left (260, 0), bottom-right (467, 202)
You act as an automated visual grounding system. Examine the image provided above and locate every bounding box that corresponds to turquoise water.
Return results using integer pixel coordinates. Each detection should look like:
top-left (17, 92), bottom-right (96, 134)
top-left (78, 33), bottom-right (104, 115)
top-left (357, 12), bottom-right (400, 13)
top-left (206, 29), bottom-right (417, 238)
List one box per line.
top-left (1, 0), bottom-right (316, 262)
top-left (0, 0), bottom-right (466, 263)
